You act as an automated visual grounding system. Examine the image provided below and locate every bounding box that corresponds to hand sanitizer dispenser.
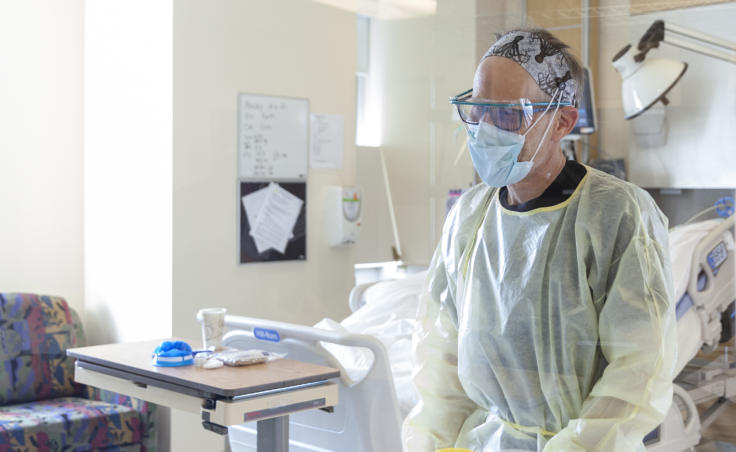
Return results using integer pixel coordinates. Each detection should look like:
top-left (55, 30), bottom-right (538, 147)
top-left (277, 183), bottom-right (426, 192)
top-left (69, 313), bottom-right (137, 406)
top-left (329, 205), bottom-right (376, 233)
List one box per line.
top-left (326, 186), bottom-right (361, 247)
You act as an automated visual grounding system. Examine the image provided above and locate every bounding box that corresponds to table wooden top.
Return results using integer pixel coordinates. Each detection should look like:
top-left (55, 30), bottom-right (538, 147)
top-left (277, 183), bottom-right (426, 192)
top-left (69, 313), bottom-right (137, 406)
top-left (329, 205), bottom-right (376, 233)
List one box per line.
top-left (67, 338), bottom-right (340, 398)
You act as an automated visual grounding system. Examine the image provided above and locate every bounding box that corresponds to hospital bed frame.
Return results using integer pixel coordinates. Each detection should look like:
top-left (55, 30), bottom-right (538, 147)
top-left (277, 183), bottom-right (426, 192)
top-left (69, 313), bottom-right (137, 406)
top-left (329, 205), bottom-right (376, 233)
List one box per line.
top-left (348, 282), bottom-right (375, 313)
top-left (648, 214), bottom-right (736, 452)
top-left (686, 214), bottom-right (736, 351)
top-left (223, 315), bottom-right (403, 452)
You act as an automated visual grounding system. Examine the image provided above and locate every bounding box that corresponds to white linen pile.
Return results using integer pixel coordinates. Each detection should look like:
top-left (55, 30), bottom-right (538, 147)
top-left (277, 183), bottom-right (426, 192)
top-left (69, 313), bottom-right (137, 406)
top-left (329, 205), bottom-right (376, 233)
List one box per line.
top-left (315, 272), bottom-right (426, 420)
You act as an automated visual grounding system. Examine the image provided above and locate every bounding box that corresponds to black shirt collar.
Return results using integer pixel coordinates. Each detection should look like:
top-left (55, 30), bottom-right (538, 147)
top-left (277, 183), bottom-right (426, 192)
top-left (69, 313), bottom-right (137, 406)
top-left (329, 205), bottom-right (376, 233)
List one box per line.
top-left (498, 160), bottom-right (587, 212)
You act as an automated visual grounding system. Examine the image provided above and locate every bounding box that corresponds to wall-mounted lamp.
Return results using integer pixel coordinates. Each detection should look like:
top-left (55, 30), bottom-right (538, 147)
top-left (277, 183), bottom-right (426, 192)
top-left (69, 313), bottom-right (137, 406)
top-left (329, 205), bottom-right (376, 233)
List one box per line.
top-left (612, 20), bottom-right (736, 120)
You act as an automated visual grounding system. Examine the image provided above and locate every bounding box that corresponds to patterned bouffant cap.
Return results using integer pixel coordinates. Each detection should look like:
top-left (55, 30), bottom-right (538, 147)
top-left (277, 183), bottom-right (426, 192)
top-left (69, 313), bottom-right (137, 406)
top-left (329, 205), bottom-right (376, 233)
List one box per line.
top-left (482, 30), bottom-right (577, 105)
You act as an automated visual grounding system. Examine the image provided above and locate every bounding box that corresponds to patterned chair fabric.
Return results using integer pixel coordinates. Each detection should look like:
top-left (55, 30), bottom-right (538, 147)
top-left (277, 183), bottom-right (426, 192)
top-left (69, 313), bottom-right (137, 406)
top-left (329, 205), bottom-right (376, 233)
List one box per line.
top-left (0, 397), bottom-right (145, 451)
top-left (0, 293), bottom-right (156, 451)
top-left (0, 293), bottom-right (83, 405)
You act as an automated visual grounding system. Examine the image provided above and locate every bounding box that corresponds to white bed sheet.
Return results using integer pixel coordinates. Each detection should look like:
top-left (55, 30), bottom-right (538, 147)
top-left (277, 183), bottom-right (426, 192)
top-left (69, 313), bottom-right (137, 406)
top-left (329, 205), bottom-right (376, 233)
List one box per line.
top-left (315, 272), bottom-right (425, 420)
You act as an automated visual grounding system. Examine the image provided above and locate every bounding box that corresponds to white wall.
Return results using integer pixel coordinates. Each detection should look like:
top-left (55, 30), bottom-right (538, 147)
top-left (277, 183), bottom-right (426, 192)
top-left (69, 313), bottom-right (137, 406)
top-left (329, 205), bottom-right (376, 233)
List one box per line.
top-left (172, 1), bottom-right (357, 449)
top-left (0, 0), bottom-right (84, 314)
top-left (596, 1), bottom-right (736, 189)
top-left (627, 3), bottom-right (736, 188)
top-left (84, 0), bottom-right (173, 346)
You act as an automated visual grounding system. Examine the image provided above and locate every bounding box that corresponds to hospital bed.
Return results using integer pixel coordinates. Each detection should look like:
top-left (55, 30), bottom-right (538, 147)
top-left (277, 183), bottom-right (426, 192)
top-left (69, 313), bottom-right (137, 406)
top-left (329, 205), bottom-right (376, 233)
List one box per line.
top-left (225, 214), bottom-right (735, 452)
top-left (648, 213), bottom-right (736, 452)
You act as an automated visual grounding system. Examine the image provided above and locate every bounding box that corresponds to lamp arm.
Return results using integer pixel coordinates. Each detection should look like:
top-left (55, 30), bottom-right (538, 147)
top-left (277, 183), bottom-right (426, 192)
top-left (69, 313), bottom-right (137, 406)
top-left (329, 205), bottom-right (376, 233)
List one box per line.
top-left (636, 20), bottom-right (736, 65)
top-left (666, 22), bottom-right (736, 52)
top-left (665, 35), bottom-right (736, 64)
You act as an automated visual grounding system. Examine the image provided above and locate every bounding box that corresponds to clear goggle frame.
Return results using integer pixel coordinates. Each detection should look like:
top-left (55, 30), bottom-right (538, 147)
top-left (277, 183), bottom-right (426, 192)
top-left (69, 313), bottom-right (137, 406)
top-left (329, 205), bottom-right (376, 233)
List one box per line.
top-left (450, 88), bottom-right (572, 133)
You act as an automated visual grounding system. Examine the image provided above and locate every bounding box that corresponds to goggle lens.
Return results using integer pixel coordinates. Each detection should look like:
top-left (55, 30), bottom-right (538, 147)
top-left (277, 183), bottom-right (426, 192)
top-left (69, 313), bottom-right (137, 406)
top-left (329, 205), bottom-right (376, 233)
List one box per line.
top-left (457, 104), bottom-right (532, 132)
top-left (450, 90), bottom-right (571, 133)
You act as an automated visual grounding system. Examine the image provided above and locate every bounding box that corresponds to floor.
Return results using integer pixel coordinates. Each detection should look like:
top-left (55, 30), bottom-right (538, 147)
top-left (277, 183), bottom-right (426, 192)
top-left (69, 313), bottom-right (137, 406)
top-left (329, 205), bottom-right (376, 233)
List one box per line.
top-left (691, 339), bottom-right (736, 451)
top-left (697, 401), bottom-right (736, 450)
top-left (696, 441), bottom-right (736, 452)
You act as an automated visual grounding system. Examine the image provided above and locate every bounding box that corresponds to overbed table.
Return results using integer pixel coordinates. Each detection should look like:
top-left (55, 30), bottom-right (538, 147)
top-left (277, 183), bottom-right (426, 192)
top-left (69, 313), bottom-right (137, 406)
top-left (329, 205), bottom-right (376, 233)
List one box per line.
top-left (67, 338), bottom-right (340, 452)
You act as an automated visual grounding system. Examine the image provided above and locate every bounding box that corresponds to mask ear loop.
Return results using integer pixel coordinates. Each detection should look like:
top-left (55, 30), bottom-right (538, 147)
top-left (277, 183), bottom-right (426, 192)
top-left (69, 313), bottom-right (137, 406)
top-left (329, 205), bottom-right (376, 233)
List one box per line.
top-left (526, 88), bottom-right (562, 163)
top-left (522, 88), bottom-right (560, 137)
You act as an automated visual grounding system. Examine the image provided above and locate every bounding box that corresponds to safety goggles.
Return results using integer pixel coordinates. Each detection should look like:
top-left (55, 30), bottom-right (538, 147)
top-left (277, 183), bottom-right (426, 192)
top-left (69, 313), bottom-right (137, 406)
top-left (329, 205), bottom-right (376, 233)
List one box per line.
top-left (450, 89), bottom-right (572, 132)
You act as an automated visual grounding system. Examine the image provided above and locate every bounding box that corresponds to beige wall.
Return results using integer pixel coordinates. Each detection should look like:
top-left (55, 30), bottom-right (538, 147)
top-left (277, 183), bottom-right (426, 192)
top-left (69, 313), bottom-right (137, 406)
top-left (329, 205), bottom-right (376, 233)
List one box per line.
top-left (354, 147), bottom-right (395, 263)
top-left (0, 0), bottom-right (84, 314)
top-left (359, 0), bottom-right (477, 266)
top-left (172, 1), bottom-right (357, 449)
top-left (172, 0), bottom-right (357, 342)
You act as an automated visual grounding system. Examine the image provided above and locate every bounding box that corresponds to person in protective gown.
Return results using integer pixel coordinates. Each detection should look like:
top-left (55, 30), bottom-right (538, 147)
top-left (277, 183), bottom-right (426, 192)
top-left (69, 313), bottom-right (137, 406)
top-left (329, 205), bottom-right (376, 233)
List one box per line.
top-left (402, 28), bottom-right (677, 452)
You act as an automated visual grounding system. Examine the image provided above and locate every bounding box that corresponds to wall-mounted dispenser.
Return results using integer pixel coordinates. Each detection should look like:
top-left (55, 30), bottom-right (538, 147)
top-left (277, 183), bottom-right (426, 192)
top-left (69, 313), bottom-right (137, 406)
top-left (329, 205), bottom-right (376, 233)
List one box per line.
top-left (326, 186), bottom-right (361, 247)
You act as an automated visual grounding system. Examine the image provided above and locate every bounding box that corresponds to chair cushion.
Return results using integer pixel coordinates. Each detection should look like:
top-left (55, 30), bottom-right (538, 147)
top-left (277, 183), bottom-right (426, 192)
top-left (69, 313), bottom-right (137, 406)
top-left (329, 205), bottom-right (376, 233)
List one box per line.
top-left (0, 397), bottom-right (147, 451)
top-left (0, 293), bottom-right (83, 405)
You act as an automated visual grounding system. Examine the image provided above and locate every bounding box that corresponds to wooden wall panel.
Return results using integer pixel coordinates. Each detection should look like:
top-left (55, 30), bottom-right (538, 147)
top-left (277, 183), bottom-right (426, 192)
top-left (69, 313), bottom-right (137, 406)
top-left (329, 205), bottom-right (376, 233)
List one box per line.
top-left (548, 27), bottom-right (583, 61)
top-left (630, 0), bottom-right (732, 15)
top-left (527, 0), bottom-right (583, 28)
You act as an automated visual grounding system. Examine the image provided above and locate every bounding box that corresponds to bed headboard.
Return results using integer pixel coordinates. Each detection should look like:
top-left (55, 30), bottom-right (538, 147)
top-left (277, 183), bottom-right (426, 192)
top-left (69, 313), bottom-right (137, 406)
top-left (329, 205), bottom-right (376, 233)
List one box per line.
top-left (645, 188), bottom-right (736, 227)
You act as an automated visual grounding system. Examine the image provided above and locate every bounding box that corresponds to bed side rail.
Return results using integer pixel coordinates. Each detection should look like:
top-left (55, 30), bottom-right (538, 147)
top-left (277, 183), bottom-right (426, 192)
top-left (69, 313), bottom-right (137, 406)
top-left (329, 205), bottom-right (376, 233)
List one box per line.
top-left (197, 313), bottom-right (394, 386)
top-left (688, 215), bottom-right (736, 348)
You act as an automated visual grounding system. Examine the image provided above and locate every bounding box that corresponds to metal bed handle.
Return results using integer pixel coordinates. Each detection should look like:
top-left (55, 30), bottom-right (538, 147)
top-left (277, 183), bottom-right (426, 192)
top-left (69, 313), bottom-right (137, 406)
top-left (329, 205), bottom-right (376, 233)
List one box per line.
top-left (688, 214), bottom-right (734, 305)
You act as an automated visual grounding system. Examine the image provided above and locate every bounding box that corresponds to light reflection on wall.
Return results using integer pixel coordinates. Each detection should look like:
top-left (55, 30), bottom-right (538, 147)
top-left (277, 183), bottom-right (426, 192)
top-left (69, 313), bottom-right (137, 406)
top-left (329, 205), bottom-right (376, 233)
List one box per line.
top-left (356, 75), bottom-right (383, 147)
top-left (312, 0), bottom-right (437, 20)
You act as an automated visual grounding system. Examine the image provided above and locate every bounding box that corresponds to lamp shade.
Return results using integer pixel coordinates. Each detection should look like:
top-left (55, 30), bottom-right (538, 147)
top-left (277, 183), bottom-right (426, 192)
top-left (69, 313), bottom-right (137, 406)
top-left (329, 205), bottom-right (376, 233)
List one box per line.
top-left (612, 44), bottom-right (688, 119)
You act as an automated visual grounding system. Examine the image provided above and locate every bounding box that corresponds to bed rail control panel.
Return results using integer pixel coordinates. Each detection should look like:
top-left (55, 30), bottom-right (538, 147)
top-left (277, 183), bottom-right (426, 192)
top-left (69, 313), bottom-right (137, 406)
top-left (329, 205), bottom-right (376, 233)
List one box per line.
top-left (254, 327), bottom-right (281, 342)
top-left (708, 241), bottom-right (728, 275)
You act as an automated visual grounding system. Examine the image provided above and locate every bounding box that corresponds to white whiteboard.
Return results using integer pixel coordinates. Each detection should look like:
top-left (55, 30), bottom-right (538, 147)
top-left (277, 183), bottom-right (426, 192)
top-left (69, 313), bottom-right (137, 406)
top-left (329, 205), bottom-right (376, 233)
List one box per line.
top-left (627, 3), bottom-right (736, 188)
top-left (238, 93), bottom-right (309, 180)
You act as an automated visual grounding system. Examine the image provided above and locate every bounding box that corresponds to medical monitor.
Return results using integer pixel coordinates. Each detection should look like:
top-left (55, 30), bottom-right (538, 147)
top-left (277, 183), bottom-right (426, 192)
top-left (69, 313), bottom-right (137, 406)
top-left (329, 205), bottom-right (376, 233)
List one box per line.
top-left (567, 66), bottom-right (596, 138)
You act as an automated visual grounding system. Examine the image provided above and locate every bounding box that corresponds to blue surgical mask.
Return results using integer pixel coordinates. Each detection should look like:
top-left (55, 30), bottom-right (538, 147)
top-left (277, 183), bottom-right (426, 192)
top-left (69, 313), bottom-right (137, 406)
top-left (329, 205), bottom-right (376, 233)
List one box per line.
top-left (467, 91), bottom-right (561, 188)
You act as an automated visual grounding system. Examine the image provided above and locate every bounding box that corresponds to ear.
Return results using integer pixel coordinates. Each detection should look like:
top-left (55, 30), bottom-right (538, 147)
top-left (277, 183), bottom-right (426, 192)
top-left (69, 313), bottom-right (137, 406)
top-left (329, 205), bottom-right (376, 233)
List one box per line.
top-left (550, 106), bottom-right (579, 142)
